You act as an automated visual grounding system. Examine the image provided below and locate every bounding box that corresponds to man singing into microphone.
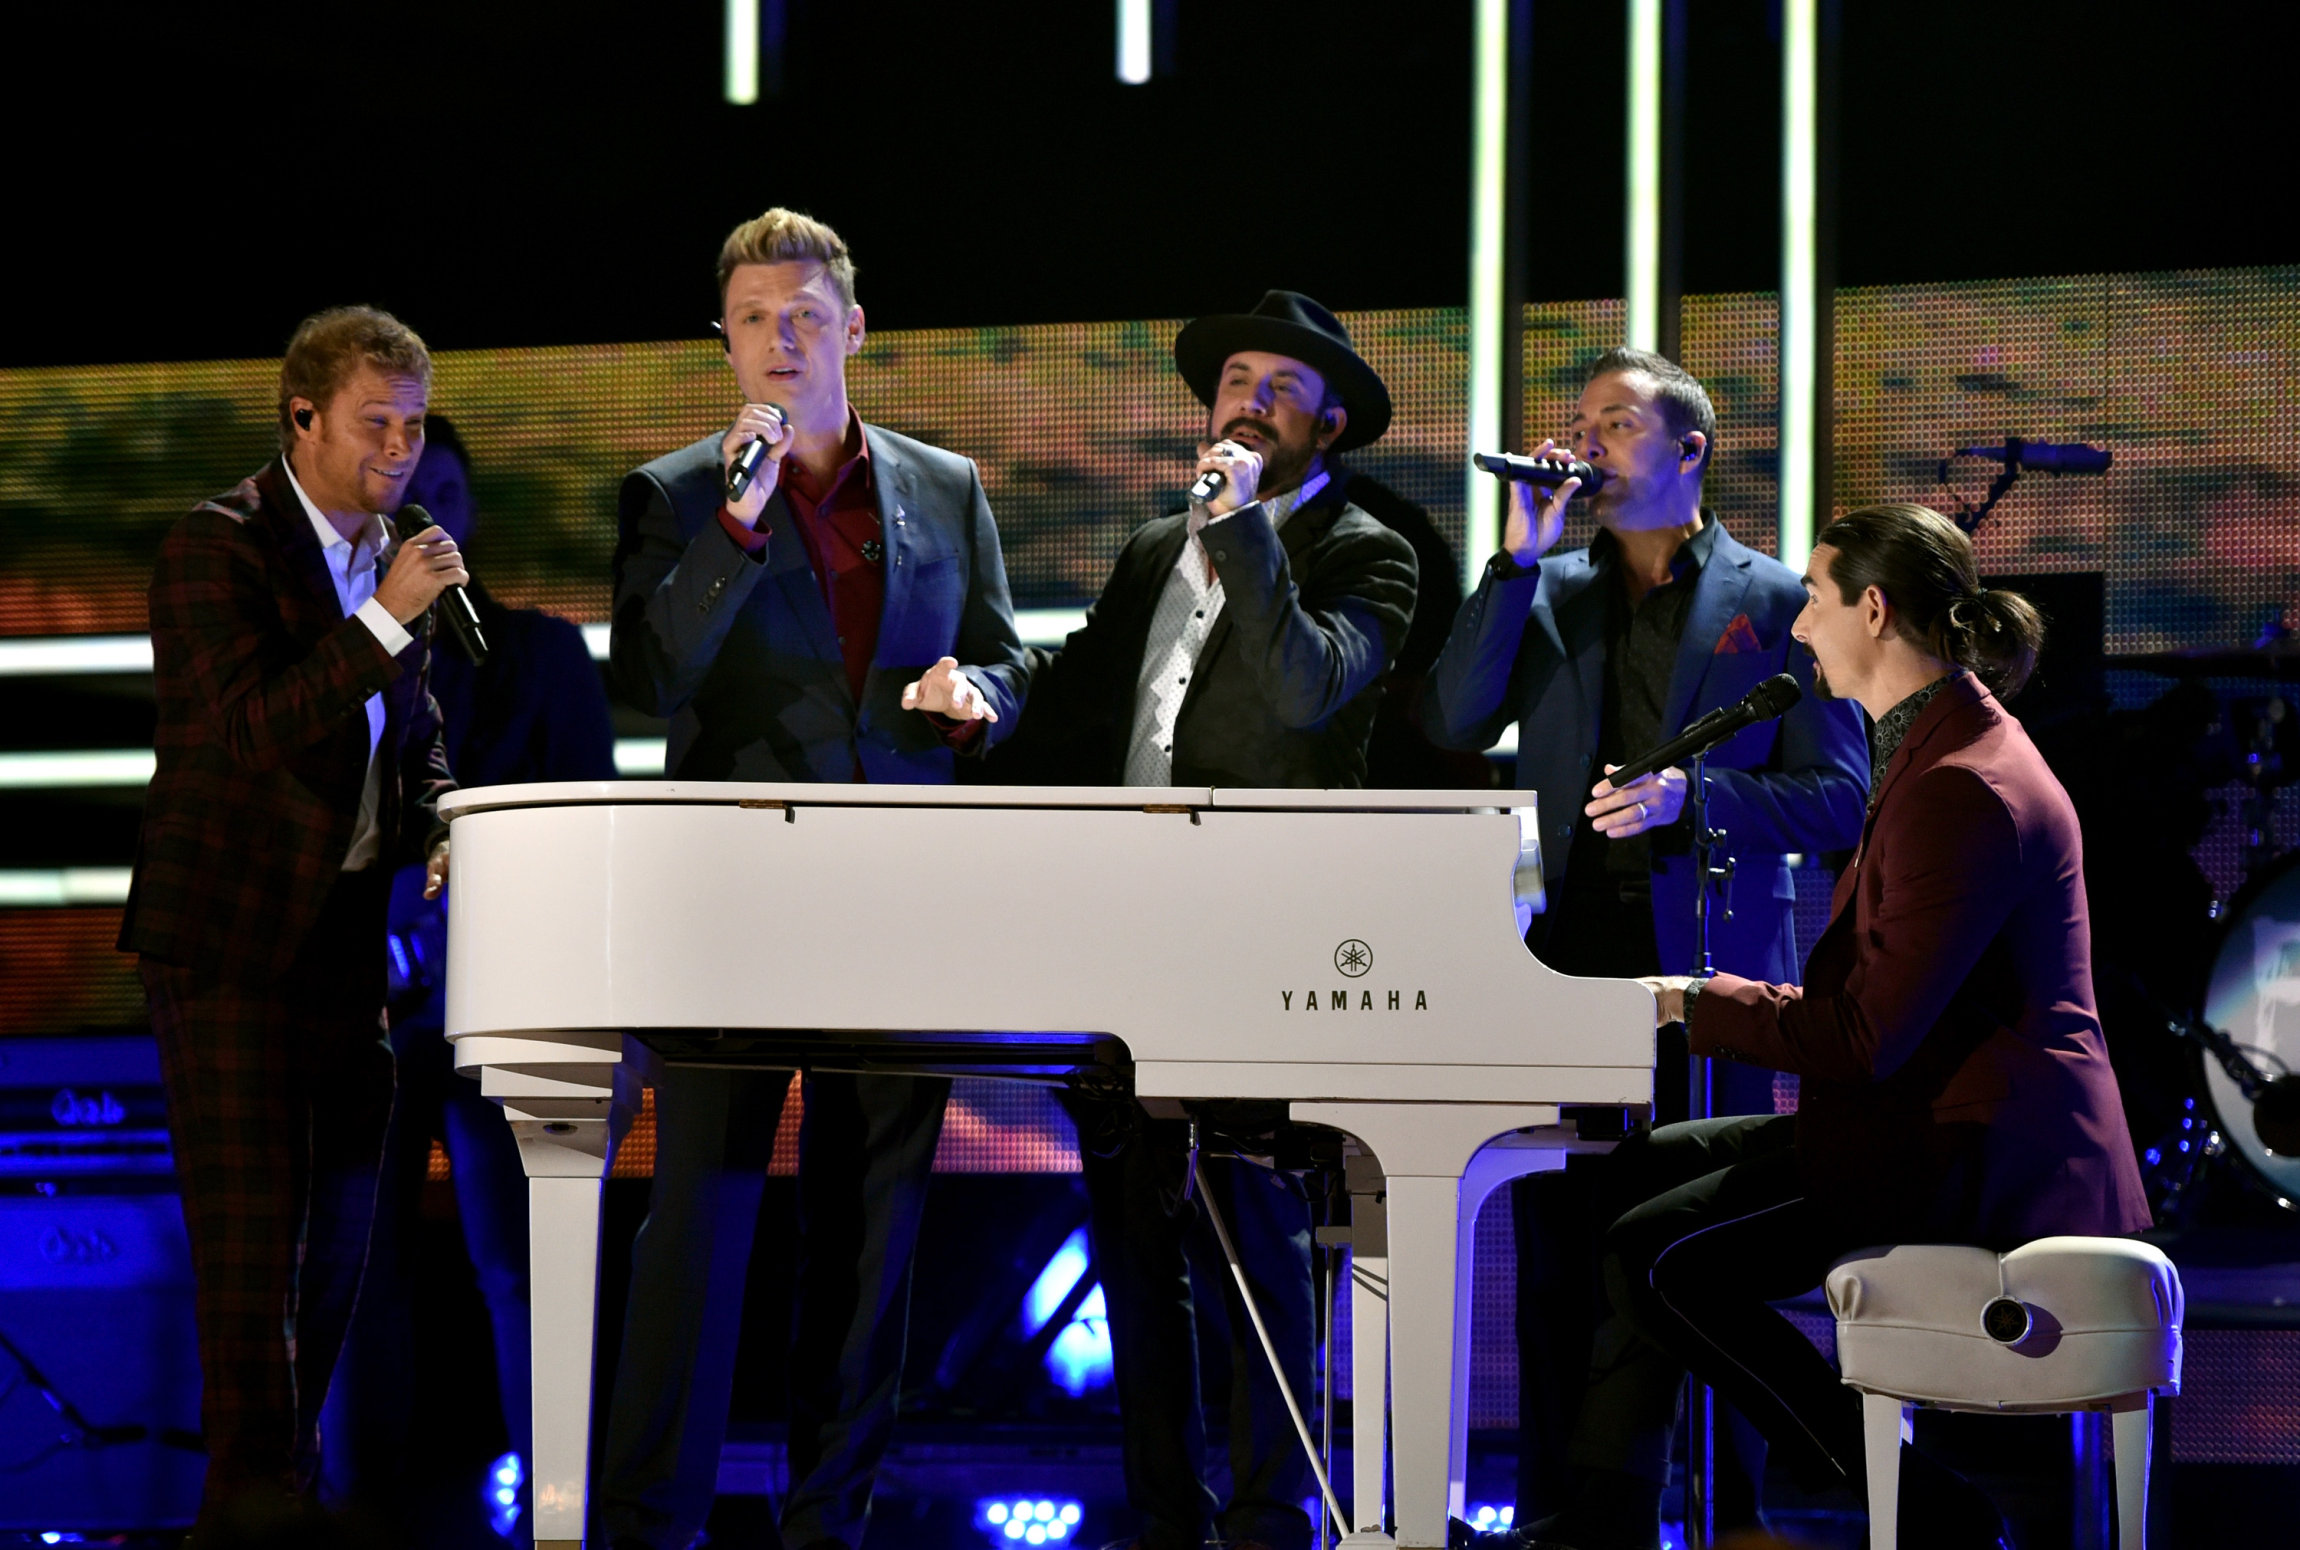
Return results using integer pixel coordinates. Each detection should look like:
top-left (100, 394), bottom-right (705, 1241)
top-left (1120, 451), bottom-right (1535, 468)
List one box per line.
top-left (999, 291), bottom-right (1417, 1550)
top-left (120, 305), bottom-right (464, 1524)
top-left (1539, 505), bottom-right (2150, 1550)
top-left (603, 207), bottom-right (1025, 1550)
top-left (1422, 347), bottom-right (1867, 1535)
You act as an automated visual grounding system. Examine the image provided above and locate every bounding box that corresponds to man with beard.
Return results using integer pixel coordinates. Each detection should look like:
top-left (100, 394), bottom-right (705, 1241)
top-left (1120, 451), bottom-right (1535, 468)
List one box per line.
top-left (1421, 348), bottom-right (1867, 1540)
top-left (997, 291), bottom-right (1415, 1550)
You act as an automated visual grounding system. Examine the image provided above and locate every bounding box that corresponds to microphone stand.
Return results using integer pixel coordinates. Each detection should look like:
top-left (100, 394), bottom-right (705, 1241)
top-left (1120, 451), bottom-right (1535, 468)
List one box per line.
top-left (1683, 749), bottom-right (1733, 1548)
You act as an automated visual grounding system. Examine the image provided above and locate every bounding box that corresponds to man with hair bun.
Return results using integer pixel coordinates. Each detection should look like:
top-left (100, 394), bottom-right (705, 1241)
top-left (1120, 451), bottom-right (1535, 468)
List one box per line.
top-left (602, 206), bottom-right (1026, 1550)
top-left (120, 304), bottom-right (466, 1523)
top-left (1531, 504), bottom-right (2150, 1550)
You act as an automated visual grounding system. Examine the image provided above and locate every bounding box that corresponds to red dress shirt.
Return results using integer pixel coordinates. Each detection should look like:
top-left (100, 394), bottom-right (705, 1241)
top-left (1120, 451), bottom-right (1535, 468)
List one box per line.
top-left (714, 412), bottom-right (978, 762)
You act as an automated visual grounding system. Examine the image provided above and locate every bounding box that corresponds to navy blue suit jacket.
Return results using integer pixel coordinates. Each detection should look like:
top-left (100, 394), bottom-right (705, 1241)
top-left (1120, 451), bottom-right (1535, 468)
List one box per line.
top-left (1422, 519), bottom-right (1868, 982)
top-left (610, 426), bottom-right (1026, 783)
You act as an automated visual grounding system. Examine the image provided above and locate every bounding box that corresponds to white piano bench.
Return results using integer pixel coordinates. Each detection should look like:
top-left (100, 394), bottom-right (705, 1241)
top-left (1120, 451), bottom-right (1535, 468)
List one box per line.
top-left (1825, 1237), bottom-right (2184, 1550)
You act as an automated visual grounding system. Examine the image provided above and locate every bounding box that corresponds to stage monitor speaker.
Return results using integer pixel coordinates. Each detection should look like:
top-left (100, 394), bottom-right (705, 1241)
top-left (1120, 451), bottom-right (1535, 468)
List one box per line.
top-left (0, 1036), bottom-right (201, 1532)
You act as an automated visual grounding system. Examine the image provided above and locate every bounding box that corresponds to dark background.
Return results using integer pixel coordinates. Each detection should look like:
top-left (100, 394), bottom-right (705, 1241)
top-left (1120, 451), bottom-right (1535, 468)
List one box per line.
top-left (5, 0), bottom-right (2293, 369)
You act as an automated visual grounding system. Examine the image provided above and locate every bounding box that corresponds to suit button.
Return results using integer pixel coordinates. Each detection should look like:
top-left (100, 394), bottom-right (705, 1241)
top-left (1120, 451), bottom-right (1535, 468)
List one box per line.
top-left (1212, 549), bottom-right (1228, 563)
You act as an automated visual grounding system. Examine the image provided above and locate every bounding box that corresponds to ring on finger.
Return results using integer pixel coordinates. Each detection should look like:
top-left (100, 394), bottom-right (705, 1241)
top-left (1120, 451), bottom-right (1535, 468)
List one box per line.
top-left (1635, 800), bottom-right (1646, 821)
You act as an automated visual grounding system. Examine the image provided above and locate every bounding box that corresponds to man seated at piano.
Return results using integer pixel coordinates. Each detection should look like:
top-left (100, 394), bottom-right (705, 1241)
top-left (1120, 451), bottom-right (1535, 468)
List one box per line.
top-left (994, 291), bottom-right (1417, 1550)
top-left (1548, 506), bottom-right (2149, 1550)
top-left (1419, 347), bottom-right (1869, 1537)
top-left (603, 206), bottom-right (1027, 1550)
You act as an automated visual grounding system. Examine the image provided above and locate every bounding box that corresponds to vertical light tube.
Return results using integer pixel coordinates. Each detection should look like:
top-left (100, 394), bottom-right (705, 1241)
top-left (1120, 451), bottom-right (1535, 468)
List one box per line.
top-left (725, 0), bottom-right (759, 105)
top-left (1466, 0), bottom-right (1510, 582)
top-left (1779, 0), bottom-right (1819, 572)
top-left (1117, 0), bottom-right (1153, 84)
top-left (1623, 0), bottom-right (1663, 351)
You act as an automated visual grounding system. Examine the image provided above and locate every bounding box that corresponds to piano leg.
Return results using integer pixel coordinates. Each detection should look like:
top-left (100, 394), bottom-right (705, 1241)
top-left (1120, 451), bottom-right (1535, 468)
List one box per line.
top-left (1343, 1154), bottom-right (1389, 1546)
top-left (477, 1039), bottom-right (643, 1550)
top-left (1451, 1144), bottom-right (1567, 1525)
top-left (1295, 1103), bottom-right (1560, 1549)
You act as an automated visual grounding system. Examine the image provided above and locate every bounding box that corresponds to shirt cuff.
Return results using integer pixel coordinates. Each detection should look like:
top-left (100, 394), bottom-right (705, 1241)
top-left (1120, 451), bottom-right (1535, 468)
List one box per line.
top-left (926, 713), bottom-right (987, 748)
top-left (355, 596), bottom-right (412, 656)
top-left (716, 503), bottom-right (771, 556)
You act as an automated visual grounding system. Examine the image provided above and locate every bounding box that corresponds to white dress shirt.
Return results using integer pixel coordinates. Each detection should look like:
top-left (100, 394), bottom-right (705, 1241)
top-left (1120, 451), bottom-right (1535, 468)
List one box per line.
top-left (1123, 469), bottom-right (1330, 786)
top-left (282, 461), bottom-right (412, 870)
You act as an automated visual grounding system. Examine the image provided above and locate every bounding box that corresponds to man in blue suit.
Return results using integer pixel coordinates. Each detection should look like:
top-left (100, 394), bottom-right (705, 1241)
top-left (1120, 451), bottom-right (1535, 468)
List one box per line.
top-left (601, 207), bottom-right (1025, 1550)
top-left (1422, 347), bottom-right (1867, 1545)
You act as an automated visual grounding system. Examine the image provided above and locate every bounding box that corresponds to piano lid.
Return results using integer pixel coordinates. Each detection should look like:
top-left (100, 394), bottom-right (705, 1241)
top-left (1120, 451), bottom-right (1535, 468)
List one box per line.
top-left (437, 781), bottom-right (1530, 823)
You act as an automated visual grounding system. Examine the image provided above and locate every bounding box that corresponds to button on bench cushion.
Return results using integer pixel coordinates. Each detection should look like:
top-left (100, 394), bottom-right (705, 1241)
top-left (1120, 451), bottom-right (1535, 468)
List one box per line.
top-left (1825, 1237), bottom-right (2182, 1412)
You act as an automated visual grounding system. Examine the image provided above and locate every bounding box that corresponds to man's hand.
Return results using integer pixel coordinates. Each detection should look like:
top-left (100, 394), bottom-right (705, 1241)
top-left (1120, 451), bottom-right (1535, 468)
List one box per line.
top-left (1637, 974), bottom-right (1696, 1027)
top-left (900, 656), bottom-right (999, 723)
top-left (424, 840), bottom-right (450, 901)
top-left (1587, 763), bottom-right (1688, 837)
top-left (1193, 438), bottom-right (1265, 517)
top-left (375, 530), bottom-right (471, 626)
top-left (720, 402), bottom-right (791, 528)
top-left (1502, 437), bottom-right (1577, 566)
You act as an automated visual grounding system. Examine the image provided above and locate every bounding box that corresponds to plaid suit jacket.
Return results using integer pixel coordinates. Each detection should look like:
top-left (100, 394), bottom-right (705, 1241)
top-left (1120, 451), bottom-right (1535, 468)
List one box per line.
top-left (120, 460), bottom-right (456, 980)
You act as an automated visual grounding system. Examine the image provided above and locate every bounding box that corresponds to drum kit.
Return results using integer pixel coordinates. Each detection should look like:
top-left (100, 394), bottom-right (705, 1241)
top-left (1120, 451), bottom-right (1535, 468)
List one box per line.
top-left (2108, 641), bottom-right (2300, 1221)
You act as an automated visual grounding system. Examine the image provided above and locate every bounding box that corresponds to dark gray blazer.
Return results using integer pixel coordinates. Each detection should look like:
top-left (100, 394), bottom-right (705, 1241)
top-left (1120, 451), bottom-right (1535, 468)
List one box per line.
top-left (1421, 518), bottom-right (1868, 979)
top-left (999, 480), bottom-right (1417, 789)
top-left (610, 427), bottom-right (1026, 783)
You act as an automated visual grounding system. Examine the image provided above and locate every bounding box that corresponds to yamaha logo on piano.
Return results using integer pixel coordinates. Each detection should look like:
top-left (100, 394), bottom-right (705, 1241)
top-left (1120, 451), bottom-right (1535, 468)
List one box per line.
top-left (1282, 941), bottom-right (1427, 1011)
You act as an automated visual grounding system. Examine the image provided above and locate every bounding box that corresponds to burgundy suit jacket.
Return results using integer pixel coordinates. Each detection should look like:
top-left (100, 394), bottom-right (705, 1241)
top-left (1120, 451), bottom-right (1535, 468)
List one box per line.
top-left (120, 461), bottom-right (456, 981)
top-left (1692, 672), bottom-right (2150, 1247)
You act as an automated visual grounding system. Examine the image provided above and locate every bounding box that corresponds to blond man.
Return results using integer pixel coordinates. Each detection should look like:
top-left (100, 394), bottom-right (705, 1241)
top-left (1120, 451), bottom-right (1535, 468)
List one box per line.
top-left (121, 305), bottom-right (465, 1522)
top-left (602, 208), bottom-right (1025, 1550)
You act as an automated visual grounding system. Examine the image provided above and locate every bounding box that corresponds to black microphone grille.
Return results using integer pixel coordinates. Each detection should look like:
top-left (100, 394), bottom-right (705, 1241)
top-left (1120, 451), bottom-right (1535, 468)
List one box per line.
top-left (1749, 673), bottom-right (1802, 718)
top-left (394, 503), bottom-right (437, 541)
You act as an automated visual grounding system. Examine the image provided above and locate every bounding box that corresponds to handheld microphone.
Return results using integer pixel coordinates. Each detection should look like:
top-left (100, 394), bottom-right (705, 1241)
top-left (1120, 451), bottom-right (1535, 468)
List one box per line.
top-left (1472, 450), bottom-right (1608, 495)
top-left (1949, 438), bottom-right (2113, 475)
top-left (1189, 468), bottom-right (1225, 503)
top-left (394, 504), bottom-right (488, 667)
top-left (725, 402), bottom-right (789, 501)
top-left (1607, 673), bottom-right (1800, 789)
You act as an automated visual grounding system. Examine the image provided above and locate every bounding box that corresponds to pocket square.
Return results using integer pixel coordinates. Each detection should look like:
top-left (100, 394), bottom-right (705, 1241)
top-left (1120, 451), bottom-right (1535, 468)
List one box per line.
top-left (1714, 612), bottom-right (1764, 655)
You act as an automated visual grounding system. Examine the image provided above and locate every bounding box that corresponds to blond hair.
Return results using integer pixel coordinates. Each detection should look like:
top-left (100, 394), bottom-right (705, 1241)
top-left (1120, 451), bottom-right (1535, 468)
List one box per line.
top-left (716, 207), bottom-right (857, 310)
top-left (277, 305), bottom-right (430, 453)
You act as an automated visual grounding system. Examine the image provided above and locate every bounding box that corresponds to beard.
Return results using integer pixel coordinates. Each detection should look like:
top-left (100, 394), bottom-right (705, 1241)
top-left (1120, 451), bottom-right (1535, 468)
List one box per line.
top-left (1810, 657), bottom-right (1837, 700)
top-left (1219, 414), bottom-right (1322, 498)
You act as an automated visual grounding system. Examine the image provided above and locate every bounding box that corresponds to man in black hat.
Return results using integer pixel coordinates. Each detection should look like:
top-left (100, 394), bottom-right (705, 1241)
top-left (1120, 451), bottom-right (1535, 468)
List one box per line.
top-left (998, 292), bottom-right (1417, 1550)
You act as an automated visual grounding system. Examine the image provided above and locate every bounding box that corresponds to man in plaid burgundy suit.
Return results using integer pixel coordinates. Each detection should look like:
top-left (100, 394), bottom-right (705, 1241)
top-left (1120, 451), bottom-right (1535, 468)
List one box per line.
top-left (119, 305), bottom-right (468, 1524)
top-left (1421, 347), bottom-right (1868, 1544)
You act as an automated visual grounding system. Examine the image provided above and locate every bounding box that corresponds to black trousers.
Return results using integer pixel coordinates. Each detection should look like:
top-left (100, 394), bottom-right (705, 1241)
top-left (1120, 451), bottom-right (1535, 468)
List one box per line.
top-left (598, 1068), bottom-right (949, 1550)
top-left (1569, 1115), bottom-right (1868, 1494)
top-left (1514, 878), bottom-right (1770, 1524)
top-left (1072, 1106), bottom-right (1318, 1550)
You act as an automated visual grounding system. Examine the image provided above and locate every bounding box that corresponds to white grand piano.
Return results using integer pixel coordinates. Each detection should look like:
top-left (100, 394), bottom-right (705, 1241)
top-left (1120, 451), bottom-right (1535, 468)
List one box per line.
top-left (440, 781), bottom-right (1652, 1549)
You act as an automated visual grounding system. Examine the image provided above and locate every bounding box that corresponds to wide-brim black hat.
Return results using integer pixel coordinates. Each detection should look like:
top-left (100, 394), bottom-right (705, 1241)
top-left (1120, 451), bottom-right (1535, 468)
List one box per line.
top-left (1173, 290), bottom-right (1392, 454)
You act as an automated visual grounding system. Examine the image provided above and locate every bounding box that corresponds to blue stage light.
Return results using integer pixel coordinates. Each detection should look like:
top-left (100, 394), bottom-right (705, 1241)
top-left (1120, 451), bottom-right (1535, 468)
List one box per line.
top-left (1022, 1229), bottom-right (1114, 1394)
top-left (485, 1450), bottom-right (524, 1537)
top-left (974, 1496), bottom-right (1085, 1547)
top-left (1466, 1503), bottom-right (1515, 1530)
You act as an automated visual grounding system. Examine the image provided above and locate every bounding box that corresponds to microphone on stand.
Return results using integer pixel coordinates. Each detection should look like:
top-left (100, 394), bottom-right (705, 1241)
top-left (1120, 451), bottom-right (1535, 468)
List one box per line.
top-left (725, 402), bottom-right (790, 501)
top-left (1472, 450), bottom-right (1609, 495)
top-left (1607, 674), bottom-right (1801, 789)
top-left (394, 504), bottom-right (488, 666)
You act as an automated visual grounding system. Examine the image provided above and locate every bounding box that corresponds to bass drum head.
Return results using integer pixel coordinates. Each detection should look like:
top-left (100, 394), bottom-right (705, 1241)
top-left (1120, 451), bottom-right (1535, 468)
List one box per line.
top-left (2202, 851), bottom-right (2300, 1200)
